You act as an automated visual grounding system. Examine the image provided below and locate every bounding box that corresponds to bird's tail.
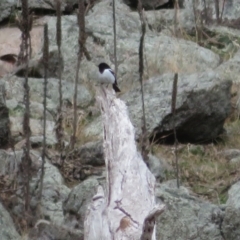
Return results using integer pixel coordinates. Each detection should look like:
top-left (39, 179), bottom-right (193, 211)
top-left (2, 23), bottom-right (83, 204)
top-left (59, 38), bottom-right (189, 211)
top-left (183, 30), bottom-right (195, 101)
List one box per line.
top-left (113, 83), bottom-right (121, 92)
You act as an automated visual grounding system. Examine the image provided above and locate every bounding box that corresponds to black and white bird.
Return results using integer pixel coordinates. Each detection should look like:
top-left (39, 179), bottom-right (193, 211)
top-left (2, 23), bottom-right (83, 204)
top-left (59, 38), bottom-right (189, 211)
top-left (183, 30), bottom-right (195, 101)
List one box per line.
top-left (98, 62), bottom-right (121, 92)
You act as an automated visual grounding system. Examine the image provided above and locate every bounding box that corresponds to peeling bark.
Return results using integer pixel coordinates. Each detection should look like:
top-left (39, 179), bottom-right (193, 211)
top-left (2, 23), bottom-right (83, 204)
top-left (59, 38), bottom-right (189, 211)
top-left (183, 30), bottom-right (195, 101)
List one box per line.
top-left (84, 89), bottom-right (165, 239)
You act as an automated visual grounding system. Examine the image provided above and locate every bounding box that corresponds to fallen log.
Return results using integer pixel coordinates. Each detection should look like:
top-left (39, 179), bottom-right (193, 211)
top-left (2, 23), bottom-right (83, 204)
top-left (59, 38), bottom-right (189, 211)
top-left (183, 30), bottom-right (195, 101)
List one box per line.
top-left (84, 88), bottom-right (165, 239)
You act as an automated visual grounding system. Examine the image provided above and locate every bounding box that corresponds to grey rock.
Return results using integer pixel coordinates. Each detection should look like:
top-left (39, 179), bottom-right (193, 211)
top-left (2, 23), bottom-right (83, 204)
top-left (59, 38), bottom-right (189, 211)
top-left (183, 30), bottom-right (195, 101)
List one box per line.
top-left (15, 48), bottom-right (64, 80)
top-left (159, 179), bottom-right (181, 189)
top-left (36, 47), bottom-right (64, 79)
top-left (29, 223), bottom-right (83, 240)
top-left (143, 8), bottom-right (195, 33)
top-left (148, 154), bottom-right (172, 181)
top-left (18, 0), bottom-right (66, 10)
top-left (156, 181), bottom-right (224, 240)
top-left (184, 0), bottom-right (240, 22)
top-left (25, 0), bottom-right (92, 12)
top-left (0, 149), bottom-right (42, 176)
top-left (7, 99), bottom-right (55, 121)
top-left (105, 32), bottom-right (219, 91)
top-left (0, 202), bottom-right (20, 240)
top-left (83, 117), bottom-right (103, 140)
top-left (12, 135), bottom-right (57, 150)
top-left (0, 148), bottom-right (79, 239)
top-left (5, 76), bottom-right (93, 110)
top-left (222, 0), bottom-right (240, 20)
top-left (0, 150), bottom-right (42, 219)
top-left (69, 140), bottom-right (104, 166)
top-left (123, 71), bottom-right (232, 143)
top-left (10, 117), bottom-right (56, 142)
top-left (122, 0), bottom-right (169, 10)
top-left (0, 26), bottom-right (44, 77)
top-left (0, 0), bottom-right (15, 23)
top-left (0, 81), bottom-right (10, 147)
top-left (63, 178), bottom-right (100, 230)
top-left (31, 160), bottom-right (71, 226)
top-left (0, 149), bottom-right (70, 230)
top-left (230, 156), bottom-right (240, 165)
top-left (217, 49), bottom-right (240, 84)
top-left (27, 158), bottom-right (77, 240)
top-left (47, 15), bottom-right (85, 84)
top-left (222, 181), bottom-right (240, 240)
top-left (45, 0), bottom-right (220, 92)
top-left (30, 135), bottom-right (57, 147)
top-left (116, 32), bottom-right (220, 89)
top-left (45, 0), bottom-right (138, 84)
top-left (84, 70), bottom-right (228, 142)
top-left (0, 0), bottom-right (76, 21)
top-left (218, 149), bottom-right (240, 161)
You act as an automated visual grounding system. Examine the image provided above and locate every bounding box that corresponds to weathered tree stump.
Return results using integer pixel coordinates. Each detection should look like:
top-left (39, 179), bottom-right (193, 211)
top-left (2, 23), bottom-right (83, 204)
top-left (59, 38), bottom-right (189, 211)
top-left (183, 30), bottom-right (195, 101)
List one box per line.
top-left (84, 88), bottom-right (165, 239)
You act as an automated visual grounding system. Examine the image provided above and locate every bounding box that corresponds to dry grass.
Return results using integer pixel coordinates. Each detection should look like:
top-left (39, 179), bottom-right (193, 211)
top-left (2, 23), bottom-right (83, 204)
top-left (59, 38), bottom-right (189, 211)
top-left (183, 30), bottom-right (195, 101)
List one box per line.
top-left (152, 93), bottom-right (240, 205)
top-left (152, 134), bottom-right (240, 205)
top-left (143, 18), bottom-right (240, 203)
top-left (62, 107), bottom-right (99, 146)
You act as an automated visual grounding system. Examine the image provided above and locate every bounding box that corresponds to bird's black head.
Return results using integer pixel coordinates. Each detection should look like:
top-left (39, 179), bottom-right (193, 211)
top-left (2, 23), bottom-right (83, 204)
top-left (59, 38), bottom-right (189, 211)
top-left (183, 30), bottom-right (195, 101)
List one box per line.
top-left (98, 62), bottom-right (111, 73)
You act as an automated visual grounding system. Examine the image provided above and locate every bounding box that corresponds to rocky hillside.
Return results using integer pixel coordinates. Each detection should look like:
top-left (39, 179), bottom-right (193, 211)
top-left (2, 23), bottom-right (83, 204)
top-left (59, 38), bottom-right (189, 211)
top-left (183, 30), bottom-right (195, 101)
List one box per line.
top-left (1, 0), bottom-right (240, 239)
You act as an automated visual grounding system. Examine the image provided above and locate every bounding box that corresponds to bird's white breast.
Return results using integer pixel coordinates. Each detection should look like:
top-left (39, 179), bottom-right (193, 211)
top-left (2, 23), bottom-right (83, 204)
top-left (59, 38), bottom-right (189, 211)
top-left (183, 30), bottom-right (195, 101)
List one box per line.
top-left (98, 69), bottom-right (115, 84)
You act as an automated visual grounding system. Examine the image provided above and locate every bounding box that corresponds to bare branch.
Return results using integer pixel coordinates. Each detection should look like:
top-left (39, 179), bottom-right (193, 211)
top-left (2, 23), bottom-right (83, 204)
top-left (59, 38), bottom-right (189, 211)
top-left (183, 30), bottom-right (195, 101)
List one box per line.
top-left (19, 0), bottom-right (32, 215)
top-left (174, 0), bottom-right (179, 37)
top-left (137, 0), bottom-right (149, 164)
top-left (71, 0), bottom-right (85, 149)
top-left (172, 73), bottom-right (180, 188)
top-left (220, 0), bottom-right (226, 22)
top-left (39, 23), bottom-right (49, 201)
top-left (112, 0), bottom-right (117, 78)
top-left (55, 0), bottom-right (64, 166)
top-left (214, 0), bottom-right (220, 23)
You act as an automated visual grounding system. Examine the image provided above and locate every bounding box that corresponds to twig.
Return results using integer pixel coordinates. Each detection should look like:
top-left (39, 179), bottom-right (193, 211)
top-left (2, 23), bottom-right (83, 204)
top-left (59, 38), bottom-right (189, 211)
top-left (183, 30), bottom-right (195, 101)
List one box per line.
top-left (39, 23), bottom-right (49, 202)
top-left (174, 0), bottom-right (179, 37)
top-left (19, 0), bottom-right (32, 215)
top-left (55, 0), bottom-right (64, 167)
top-left (172, 73), bottom-right (180, 188)
top-left (220, 0), bottom-right (226, 22)
top-left (203, 0), bottom-right (209, 25)
top-left (137, 1), bottom-right (149, 164)
top-left (70, 0), bottom-right (86, 149)
top-left (192, 0), bottom-right (199, 43)
top-left (112, 0), bottom-right (117, 79)
top-left (214, 0), bottom-right (220, 23)
top-left (85, 0), bottom-right (95, 15)
top-left (201, 30), bottom-right (225, 47)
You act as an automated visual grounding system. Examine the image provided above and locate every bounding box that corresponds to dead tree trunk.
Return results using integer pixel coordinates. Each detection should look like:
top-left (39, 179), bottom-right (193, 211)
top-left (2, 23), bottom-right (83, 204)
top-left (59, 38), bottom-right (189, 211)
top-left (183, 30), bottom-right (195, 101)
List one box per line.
top-left (84, 88), bottom-right (165, 239)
